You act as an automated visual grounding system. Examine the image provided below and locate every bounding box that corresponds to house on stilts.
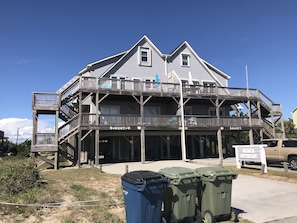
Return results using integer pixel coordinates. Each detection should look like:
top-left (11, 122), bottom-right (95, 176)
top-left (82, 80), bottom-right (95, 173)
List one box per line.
top-left (31, 35), bottom-right (285, 169)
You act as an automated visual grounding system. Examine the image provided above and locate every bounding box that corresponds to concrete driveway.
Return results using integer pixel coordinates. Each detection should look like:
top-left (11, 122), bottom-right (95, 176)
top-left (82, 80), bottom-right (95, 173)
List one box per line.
top-left (232, 174), bottom-right (297, 222)
top-left (101, 158), bottom-right (297, 223)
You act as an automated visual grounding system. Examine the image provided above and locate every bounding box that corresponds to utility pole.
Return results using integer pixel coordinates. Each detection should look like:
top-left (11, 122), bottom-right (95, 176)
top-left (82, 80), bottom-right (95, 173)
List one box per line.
top-left (16, 128), bottom-right (19, 145)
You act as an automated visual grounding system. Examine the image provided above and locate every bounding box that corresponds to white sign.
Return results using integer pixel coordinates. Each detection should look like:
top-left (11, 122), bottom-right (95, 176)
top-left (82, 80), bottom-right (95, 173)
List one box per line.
top-left (233, 144), bottom-right (267, 173)
top-left (109, 126), bottom-right (131, 130)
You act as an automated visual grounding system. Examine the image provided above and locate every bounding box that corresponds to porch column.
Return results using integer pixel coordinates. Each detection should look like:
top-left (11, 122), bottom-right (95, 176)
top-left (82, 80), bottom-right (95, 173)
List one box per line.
top-left (140, 95), bottom-right (145, 163)
top-left (95, 92), bottom-right (99, 166)
top-left (217, 129), bottom-right (223, 167)
top-left (180, 96), bottom-right (186, 161)
top-left (248, 99), bottom-right (254, 144)
top-left (95, 129), bottom-right (99, 166)
top-left (54, 110), bottom-right (59, 170)
top-left (77, 91), bottom-right (82, 167)
top-left (77, 130), bottom-right (82, 167)
top-left (131, 136), bottom-right (135, 160)
top-left (257, 100), bottom-right (263, 140)
top-left (216, 98), bottom-right (223, 167)
top-left (166, 136), bottom-right (171, 158)
top-left (199, 137), bottom-right (204, 158)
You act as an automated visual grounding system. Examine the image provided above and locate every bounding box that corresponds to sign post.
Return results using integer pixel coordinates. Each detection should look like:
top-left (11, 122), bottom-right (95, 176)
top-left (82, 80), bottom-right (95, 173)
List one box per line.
top-left (233, 144), bottom-right (267, 173)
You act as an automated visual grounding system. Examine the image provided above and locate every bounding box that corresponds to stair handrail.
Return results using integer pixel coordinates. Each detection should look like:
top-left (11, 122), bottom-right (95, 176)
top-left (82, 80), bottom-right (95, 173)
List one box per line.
top-left (58, 76), bottom-right (80, 102)
top-left (58, 114), bottom-right (79, 140)
top-left (262, 118), bottom-right (275, 138)
top-left (257, 90), bottom-right (274, 110)
top-left (60, 104), bottom-right (77, 120)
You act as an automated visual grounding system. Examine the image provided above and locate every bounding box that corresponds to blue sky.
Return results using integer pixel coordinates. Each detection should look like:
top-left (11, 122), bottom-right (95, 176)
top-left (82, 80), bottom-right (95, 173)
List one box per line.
top-left (0, 0), bottom-right (296, 142)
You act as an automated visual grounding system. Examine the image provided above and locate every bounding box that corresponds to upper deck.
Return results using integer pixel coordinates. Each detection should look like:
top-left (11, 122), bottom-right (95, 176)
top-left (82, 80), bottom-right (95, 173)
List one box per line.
top-left (58, 76), bottom-right (276, 110)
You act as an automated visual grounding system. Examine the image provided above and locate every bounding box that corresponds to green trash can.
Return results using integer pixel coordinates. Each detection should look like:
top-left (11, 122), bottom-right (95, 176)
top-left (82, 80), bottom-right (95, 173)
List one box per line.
top-left (159, 167), bottom-right (201, 223)
top-left (195, 167), bottom-right (237, 223)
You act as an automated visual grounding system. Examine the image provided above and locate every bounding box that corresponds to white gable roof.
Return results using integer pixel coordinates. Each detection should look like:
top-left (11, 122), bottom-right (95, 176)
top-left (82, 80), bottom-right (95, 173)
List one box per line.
top-left (78, 51), bottom-right (127, 76)
top-left (100, 35), bottom-right (164, 77)
top-left (168, 41), bottom-right (229, 86)
top-left (75, 35), bottom-right (231, 86)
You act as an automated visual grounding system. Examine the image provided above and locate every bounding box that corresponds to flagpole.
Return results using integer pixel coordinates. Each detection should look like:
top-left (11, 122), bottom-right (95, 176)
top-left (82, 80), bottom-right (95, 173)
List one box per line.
top-left (245, 65), bottom-right (249, 90)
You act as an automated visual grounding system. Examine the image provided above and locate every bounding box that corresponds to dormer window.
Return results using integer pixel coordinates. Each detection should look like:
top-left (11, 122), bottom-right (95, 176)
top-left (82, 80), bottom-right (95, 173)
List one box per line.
top-left (181, 54), bottom-right (190, 67)
top-left (138, 47), bottom-right (151, 66)
top-left (142, 51), bottom-right (147, 61)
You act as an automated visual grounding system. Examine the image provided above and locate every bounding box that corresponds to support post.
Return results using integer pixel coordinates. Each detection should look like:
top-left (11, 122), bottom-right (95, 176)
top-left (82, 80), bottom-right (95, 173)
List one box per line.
top-left (247, 100), bottom-right (254, 144)
top-left (217, 128), bottom-right (223, 167)
top-left (141, 128), bottom-right (145, 163)
top-left (77, 91), bottom-right (82, 168)
top-left (140, 95), bottom-right (145, 163)
top-left (171, 71), bottom-right (186, 161)
top-left (216, 98), bottom-right (223, 167)
top-left (131, 136), bottom-right (134, 161)
top-left (257, 100), bottom-right (263, 140)
top-left (77, 129), bottom-right (82, 168)
top-left (95, 130), bottom-right (99, 166)
top-left (95, 92), bottom-right (99, 166)
top-left (166, 136), bottom-right (171, 158)
top-left (54, 110), bottom-right (59, 170)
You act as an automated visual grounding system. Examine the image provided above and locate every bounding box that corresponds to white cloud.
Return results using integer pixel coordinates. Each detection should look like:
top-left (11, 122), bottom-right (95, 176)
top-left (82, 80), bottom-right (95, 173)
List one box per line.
top-left (17, 59), bottom-right (33, 65)
top-left (0, 118), bottom-right (60, 144)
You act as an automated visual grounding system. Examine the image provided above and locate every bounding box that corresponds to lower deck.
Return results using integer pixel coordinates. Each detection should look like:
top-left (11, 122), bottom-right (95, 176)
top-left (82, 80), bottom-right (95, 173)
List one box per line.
top-left (70, 128), bottom-right (252, 165)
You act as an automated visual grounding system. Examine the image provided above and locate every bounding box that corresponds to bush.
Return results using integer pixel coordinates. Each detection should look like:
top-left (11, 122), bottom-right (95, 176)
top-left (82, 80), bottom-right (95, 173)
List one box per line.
top-left (0, 159), bottom-right (40, 198)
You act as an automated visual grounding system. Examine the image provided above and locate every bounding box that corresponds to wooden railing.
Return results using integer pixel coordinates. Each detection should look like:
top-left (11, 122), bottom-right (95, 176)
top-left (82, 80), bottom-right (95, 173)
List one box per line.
top-left (55, 76), bottom-right (277, 116)
top-left (60, 104), bottom-right (77, 120)
top-left (34, 133), bottom-right (56, 145)
top-left (31, 133), bottom-right (58, 152)
top-left (53, 76), bottom-right (280, 142)
top-left (257, 90), bottom-right (274, 110)
top-left (60, 113), bottom-right (263, 130)
top-left (32, 92), bottom-right (60, 110)
top-left (59, 76), bottom-right (79, 101)
top-left (80, 77), bottom-right (181, 95)
top-left (59, 114), bottom-right (79, 140)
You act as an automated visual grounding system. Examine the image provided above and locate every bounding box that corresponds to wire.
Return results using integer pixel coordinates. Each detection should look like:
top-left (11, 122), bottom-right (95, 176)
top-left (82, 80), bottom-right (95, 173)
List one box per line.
top-left (0, 198), bottom-right (124, 208)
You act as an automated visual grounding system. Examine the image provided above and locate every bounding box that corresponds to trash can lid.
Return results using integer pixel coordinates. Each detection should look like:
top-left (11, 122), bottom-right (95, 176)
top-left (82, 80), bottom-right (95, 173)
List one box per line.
top-left (121, 170), bottom-right (168, 186)
top-left (195, 167), bottom-right (237, 179)
top-left (159, 166), bottom-right (199, 180)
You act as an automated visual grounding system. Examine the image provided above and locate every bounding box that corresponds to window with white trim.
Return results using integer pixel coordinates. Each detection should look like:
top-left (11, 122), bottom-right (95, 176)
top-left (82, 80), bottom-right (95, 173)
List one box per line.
top-left (203, 81), bottom-right (216, 93)
top-left (111, 77), bottom-right (117, 89)
top-left (139, 47), bottom-right (151, 66)
top-left (145, 79), bottom-right (152, 89)
top-left (181, 54), bottom-right (190, 67)
top-left (133, 78), bottom-right (141, 91)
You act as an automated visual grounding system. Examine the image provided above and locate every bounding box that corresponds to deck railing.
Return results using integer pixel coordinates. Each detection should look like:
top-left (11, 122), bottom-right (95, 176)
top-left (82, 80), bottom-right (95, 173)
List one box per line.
top-left (54, 76), bottom-right (279, 141)
top-left (79, 77), bottom-right (274, 109)
top-left (55, 76), bottom-right (276, 114)
top-left (257, 90), bottom-right (274, 109)
top-left (81, 77), bottom-right (181, 95)
top-left (68, 113), bottom-right (263, 129)
top-left (34, 133), bottom-right (56, 145)
top-left (59, 114), bottom-right (79, 139)
top-left (60, 104), bottom-right (77, 120)
top-left (60, 76), bottom-right (79, 101)
top-left (271, 104), bottom-right (282, 114)
top-left (219, 117), bottom-right (261, 127)
top-left (32, 92), bottom-right (60, 110)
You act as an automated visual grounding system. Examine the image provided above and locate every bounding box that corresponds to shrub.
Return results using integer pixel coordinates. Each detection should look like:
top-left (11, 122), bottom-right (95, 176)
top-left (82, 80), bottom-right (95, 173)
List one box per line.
top-left (0, 159), bottom-right (40, 198)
